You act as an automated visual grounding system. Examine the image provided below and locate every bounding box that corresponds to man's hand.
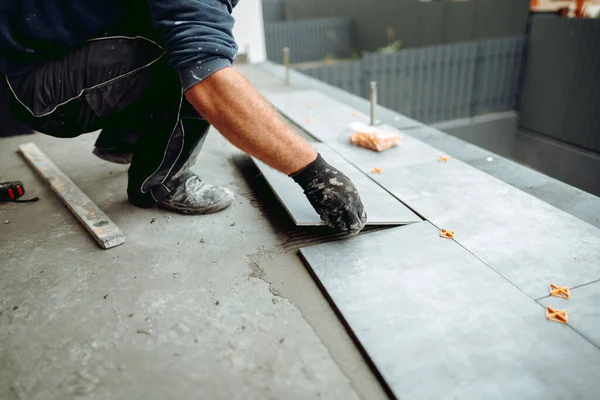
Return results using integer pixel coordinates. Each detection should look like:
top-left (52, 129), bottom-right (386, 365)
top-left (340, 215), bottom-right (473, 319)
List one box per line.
top-left (292, 154), bottom-right (367, 234)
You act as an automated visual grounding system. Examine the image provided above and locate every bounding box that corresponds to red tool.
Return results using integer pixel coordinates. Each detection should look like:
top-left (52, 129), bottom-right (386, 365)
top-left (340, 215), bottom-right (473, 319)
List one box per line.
top-left (0, 181), bottom-right (39, 203)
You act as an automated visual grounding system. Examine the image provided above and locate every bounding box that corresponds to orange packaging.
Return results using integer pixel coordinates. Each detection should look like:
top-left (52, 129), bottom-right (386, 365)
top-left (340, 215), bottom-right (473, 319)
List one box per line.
top-left (348, 123), bottom-right (400, 152)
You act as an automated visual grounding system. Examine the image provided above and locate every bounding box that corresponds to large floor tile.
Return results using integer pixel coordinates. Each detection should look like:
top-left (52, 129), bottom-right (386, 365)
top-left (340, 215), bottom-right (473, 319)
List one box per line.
top-left (373, 159), bottom-right (600, 299)
top-left (300, 222), bottom-right (600, 400)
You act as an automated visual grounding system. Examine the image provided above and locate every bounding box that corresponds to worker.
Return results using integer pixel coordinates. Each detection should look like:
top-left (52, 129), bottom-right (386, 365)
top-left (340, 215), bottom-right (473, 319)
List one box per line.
top-left (0, 1), bottom-right (366, 234)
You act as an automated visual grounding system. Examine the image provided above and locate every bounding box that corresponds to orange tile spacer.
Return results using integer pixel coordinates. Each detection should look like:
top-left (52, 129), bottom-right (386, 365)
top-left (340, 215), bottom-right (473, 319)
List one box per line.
top-left (439, 228), bottom-right (455, 239)
top-left (371, 168), bottom-right (383, 174)
top-left (438, 155), bottom-right (449, 162)
top-left (546, 306), bottom-right (568, 324)
top-left (352, 111), bottom-right (359, 117)
top-left (549, 283), bottom-right (570, 299)
top-left (305, 118), bottom-right (311, 123)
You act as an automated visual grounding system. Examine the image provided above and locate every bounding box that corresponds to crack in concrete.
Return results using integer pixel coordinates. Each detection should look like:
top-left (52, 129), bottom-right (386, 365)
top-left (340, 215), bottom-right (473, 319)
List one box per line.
top-left (247, 261), bottom-right (286, 302)
top-left (9, 384), bottom-right (24, 400)
top-left (248, 262), bottom-right (265, 280)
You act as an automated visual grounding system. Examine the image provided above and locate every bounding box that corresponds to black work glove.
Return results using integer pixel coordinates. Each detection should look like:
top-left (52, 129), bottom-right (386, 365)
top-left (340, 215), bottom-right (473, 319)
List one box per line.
top-left (291, 154), bottom-right (367, 234)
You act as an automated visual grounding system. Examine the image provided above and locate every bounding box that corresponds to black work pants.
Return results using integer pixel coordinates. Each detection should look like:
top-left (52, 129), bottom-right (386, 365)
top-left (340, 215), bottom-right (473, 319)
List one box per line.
top-left (5, 36), bottom-right (210, 206)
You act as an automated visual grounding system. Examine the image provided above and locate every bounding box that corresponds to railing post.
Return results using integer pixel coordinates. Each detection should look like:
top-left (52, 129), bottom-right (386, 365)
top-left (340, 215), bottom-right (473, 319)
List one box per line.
top-left (369, 81), bottom-right (377, 125)
top-left (283, 47), bottom-right (290, 85)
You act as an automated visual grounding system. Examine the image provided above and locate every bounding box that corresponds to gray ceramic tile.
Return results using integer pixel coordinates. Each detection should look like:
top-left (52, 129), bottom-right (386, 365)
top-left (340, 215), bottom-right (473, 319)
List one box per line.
top-left (373, 159), bottom-right (600, 299)
top-left (252, 143), bottom-right (421, 226)
top-left (300, 221), bottom-right (600, 400)
top-left (402, 126), bottom-right (600, 229)
top-left (266, 90), bottom-right (372, 139)
top-left (539, 281), bottom-right (600, 348)
top-left (405, 125), bottom-right (495, 163)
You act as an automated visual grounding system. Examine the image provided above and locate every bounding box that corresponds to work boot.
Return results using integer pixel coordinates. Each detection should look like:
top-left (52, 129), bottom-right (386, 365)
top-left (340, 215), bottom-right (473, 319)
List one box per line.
top-left (157, 172), bottom-right (234, 215)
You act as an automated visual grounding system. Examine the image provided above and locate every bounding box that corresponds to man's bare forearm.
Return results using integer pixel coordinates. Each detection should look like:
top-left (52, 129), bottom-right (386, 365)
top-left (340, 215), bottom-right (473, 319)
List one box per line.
top-left (185, 67), bottom-right (317, 175)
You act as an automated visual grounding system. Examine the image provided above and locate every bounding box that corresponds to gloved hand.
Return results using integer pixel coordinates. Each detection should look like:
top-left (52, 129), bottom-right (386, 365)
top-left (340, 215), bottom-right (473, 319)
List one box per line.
top-left (291, 154), bottom-right (367, 234)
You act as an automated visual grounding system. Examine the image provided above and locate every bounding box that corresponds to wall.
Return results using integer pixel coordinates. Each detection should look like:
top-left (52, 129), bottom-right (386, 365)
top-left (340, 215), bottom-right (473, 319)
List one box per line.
top-left (519, 15), bottom-right (600, 154)
top-left (300, 60), bottom-right (363, 97)
top-left (232, 0), bottom-right (267, 63)
top-left (283, 0), bottom-right (530, 52)
top-left (433, 112), bottom-right (519, 160)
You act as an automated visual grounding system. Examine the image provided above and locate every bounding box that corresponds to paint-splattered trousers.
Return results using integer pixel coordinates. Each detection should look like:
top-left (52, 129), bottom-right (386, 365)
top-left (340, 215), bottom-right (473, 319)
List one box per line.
top-left (4, 36), bottom-right (210, 207)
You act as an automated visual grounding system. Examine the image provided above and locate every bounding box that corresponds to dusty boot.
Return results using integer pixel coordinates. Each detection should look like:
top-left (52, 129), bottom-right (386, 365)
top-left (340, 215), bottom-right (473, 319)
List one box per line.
top-left (157, 172), bottom-right (234, 215)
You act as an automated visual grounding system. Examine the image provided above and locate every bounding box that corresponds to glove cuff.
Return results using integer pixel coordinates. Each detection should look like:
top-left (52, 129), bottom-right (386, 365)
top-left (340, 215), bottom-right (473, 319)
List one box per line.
top-left (289, 153), bottom-right (328, 188)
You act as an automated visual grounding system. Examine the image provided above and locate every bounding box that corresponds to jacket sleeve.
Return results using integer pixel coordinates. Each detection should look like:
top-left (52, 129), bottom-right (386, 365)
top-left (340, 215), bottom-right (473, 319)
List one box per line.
top-left (147, 0), bottom-right (239, 90)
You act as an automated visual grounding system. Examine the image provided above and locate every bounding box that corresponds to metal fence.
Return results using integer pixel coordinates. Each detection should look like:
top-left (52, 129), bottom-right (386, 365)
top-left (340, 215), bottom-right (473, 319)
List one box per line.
top-left (262, 0), bottom-right (284, 23)
top-left (283, 0), bottom-right (530, 53)
top-left (300, 60), bottom-right (363, 96)
top-left (264, 17), bottom-right (352, 64)
top-left (472, 36), bottom-right (525, 116)
top-left (519, 16), bottom-right (600, 154)
top-left (296, 36), bottom-right (526, 123)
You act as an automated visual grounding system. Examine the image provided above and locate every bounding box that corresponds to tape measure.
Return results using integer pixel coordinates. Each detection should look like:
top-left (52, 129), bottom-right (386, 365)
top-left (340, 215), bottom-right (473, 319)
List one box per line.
top-left (0, 181), bottom-right (39, 203)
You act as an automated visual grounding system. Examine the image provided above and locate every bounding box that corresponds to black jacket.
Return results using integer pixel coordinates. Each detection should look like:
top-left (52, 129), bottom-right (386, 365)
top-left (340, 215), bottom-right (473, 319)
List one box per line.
top-left (0, 0), bottom-right (239, 89)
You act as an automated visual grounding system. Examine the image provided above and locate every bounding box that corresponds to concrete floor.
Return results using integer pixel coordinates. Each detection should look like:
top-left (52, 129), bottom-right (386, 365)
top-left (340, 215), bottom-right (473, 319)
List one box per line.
top-left (0, 107), bottom-right (388, 398)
